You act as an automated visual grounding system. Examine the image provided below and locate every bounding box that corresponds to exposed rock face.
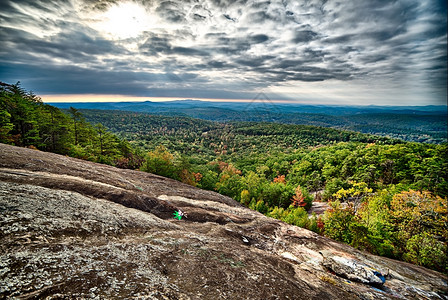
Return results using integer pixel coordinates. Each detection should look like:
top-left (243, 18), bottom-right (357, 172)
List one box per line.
top-left (0, 143), bottom-right (447, 299)
top-left (322, 254), bottom-right (385, 286)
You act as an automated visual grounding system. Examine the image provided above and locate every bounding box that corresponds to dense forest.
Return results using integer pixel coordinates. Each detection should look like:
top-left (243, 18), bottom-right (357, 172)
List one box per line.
top-left (53, 100), bottom-right (447, 144)
top-left (1, 82), bottom-right (447, 272)
top-left (0, 82), bottom-right (144, 168)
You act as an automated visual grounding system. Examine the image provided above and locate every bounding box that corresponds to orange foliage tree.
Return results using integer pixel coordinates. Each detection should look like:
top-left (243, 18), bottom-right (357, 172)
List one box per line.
top-left (273, 175), bottom-right (286, 184)
top-left (291, 185), bottom-right (312, 209)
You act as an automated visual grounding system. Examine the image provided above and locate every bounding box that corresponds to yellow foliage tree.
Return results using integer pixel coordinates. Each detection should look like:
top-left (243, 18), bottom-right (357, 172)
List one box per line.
top-left (390, 190), bottom-right (447, 270)
top-left (390, 190), bottom-right (447, 240)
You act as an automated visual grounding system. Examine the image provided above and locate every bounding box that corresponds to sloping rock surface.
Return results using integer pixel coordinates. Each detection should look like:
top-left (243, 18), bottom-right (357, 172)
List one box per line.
top-left (1, 143), bottom-right (447, 299)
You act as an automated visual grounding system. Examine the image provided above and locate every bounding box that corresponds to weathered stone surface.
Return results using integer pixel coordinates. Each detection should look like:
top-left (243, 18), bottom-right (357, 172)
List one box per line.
top-left (1, 143), bottom-right (447, 299)
top-left (322, 254), bottom-right (385, 285)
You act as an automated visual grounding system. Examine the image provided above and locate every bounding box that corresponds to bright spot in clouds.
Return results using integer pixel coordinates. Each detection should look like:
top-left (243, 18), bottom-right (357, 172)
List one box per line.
top-left (90, 2), bottom-right (150, 39)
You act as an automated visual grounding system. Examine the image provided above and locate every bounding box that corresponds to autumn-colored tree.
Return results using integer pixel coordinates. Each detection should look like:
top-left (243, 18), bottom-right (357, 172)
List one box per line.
top-left (389, 190), bottom-right (447, 271)
top-left (333, 181), bottom-right (373, 212)
top-left (292, 186), bottom-right (306, 207)
top-left (273, 175), bottom-right (286, 184)
top-left (291, 185), bottom-right (313, 210)
top-left (193, 172), bottom-right (203, 183)
top-left (221, 163), bottom-right (242, 176)
top-left (390, 190), bottom-right (447, 241)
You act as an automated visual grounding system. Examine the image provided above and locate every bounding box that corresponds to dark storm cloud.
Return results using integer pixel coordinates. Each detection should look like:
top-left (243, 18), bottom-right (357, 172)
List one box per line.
top-left (198, 34), bottom-right (270, 57)
top-left (1, 62), bottom-right (145, 95)
top-left (172, 46), bottom-right (208, 56)
top-left (264, 65), bottom-right (353, 83)
top-left (205, 60), bottom-right (232, 69)
top-left (292, 30), bottom-right (318, 43)
top-left (192, 13), bottom-right (206, 21)
top-left (0, 61), bottom-right (201, 96)
top-left (0, 25), bottom-right (126, 61)
top-left (0, 0), bottom-right (446, 104)
top-left (146, 87), bottom-right (258, 100)
top-left (143, 33), bottom-right (246, 59)
top-left (273, 59), bottom-right (312, 70)
top-left (1, 58), bottom-right (252, 99)
top-left (250, 34), bottom-right (269, 43)
top-left (156, 1), bottom-right (187, 23)
top-left (139, 33), bottom-right (209, 57)
top-left (208, 0), bottom-right (248, 9)
top-left (139, 35), bottom-right (173, 55)
top-left (235, 55), bottom-right (275, 68)
top-left (246, 10), bottom-right (274, 23)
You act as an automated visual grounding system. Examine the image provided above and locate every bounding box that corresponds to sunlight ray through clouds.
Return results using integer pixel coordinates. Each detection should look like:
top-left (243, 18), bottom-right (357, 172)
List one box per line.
top-left (87, 2), bottom-right (153, 40)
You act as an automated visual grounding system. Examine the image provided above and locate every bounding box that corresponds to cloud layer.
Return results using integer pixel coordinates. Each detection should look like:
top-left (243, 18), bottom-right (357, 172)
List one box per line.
top-left (0, 0), bottom-right (446, 105)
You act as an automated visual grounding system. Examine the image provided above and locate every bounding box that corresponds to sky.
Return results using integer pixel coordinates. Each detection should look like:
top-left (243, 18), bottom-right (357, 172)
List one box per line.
top-left (0, 0), bottom-right (446, 105)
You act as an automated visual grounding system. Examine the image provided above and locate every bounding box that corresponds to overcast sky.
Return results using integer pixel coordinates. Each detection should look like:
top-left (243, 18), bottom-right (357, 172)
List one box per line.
top-left (0, 0), bottom-right (446, 105)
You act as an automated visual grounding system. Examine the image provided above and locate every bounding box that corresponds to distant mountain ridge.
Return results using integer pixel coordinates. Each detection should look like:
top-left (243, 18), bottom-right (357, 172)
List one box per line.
top-left (51, 100), bottom-right (447, 115)
top-left (52, 100), bottom-right (447, 144)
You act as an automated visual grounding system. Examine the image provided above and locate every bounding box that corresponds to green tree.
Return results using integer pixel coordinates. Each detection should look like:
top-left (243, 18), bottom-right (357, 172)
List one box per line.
top-left (404, 232), bottom-right (447, 271)
top-left (242, 171), bottom-right (264, 200)
top-left (94, 123), bottom-right (120, 161)
top-left (323, 201), bottom-right (356, 244)
top-left (69, 107), bottom-right (83, 145)
top-left (38, 105), bottom-right (71, 153)
top-left (260, 182), bottom-right (293, 208)
top-left (216, 172), bottom-right (244, 200)
top-left (283, 206), bottom-right (309, 228)
top-left (194, 167), bottom-right (219, 191)
top-left (0, 108), bottom-right (13, 143)
top-left (141, 145), bottom-right (178, 178)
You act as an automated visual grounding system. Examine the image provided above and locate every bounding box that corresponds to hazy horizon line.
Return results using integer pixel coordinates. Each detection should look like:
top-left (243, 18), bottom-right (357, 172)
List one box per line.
top-left (41, 95), bottom-right (447, 108)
